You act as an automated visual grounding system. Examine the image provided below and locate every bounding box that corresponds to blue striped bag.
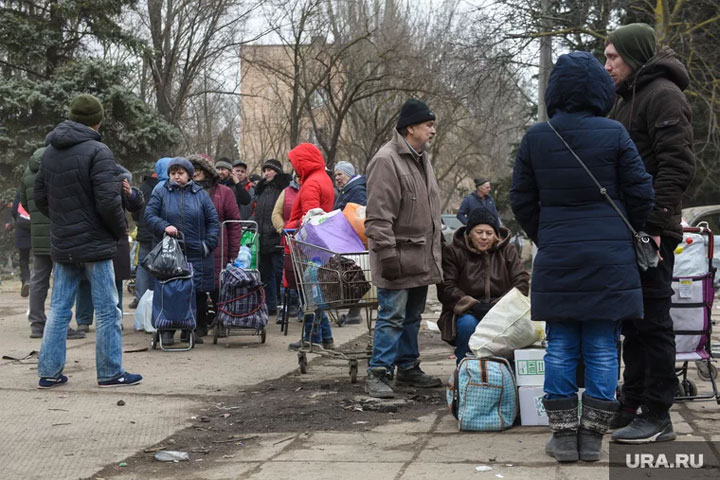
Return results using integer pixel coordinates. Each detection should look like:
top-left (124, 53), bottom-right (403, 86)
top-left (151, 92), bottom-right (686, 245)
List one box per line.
top-left (446, 356), bottom-right (518, 431)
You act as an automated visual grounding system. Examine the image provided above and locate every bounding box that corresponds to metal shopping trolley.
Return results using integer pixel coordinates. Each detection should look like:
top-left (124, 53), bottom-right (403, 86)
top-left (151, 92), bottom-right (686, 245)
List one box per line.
top-left (671, 225), bottom-right (720, 403)
top-left (285, 231), bottom-right (378, 382)
top-left (213, 220), bottom-right (268, 346)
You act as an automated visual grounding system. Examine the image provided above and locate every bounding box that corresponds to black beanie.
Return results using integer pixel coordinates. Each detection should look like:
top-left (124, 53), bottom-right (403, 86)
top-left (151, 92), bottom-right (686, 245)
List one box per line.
top-left (607, 23), bottom-right (656, 72)
top-left (396, 99), bottom-right (436, 131)
top-left (466, 206), bottom-right (500, 235)
top-left (69, 94), bottom-right (104, 126)
top-left (474, 177), bottom-right (489, 188)
top-left (262, 158), bottom-right (283, 174)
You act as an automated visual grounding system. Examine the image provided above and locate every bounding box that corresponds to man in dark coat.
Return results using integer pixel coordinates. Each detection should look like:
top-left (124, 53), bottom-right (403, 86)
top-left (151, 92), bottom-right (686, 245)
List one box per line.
top-left (20, 147), bottom-right (86, 339)
top-left (215, 156), bottom-right (252, 214)
top-left (605, 24), bottom-right (695, 444)
top-left (457, 178), bottom-right (500, 225)
top-left (34, 94), bottom-right (142, 388)
top-left (232, 160), bottom-right (255, 220)
top-left (252, 159), bottom-right (290, 315)
top-left (332, 161), bottom-right (367, 211)
top-left (130, 166), bottom-right (160, 308)
top-left (10, 191), bottom-right (31, 295)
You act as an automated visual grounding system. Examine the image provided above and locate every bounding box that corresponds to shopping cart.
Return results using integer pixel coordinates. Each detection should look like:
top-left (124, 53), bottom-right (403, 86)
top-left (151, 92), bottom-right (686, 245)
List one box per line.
top-left (285, 231), bottom-right (378, 383)
top-left (213, 220), bottom-right (268, 346)
top-left (671, 225), bottom-right (720, 403)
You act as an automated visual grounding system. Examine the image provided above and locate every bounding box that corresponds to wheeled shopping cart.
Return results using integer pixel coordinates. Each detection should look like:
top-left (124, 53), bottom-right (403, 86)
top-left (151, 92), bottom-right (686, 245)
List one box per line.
top-left (285, 232), bottom-right (378, 382)
top-left (671, 225), bottom-right (720, 403)
top-left (213, 220), bottom-right (268, 346)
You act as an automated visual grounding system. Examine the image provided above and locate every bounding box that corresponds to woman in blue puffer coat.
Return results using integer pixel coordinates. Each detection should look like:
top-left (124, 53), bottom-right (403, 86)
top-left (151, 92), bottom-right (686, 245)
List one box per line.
top-left (510, 52), bottom-right (654, 463)
top-left (144, 157), bottom-right (220, 345)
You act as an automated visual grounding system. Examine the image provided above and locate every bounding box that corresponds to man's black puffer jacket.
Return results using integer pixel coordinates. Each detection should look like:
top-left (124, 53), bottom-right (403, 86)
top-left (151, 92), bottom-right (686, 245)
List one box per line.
top-left (34, 120), bottom-right (125, 263)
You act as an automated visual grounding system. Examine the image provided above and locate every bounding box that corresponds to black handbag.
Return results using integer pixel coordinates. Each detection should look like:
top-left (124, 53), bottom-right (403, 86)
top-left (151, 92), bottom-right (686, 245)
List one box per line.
top-left (547, 122), bottom-right (659, 272)
top-left (142, 232), bottom-right (192, 280)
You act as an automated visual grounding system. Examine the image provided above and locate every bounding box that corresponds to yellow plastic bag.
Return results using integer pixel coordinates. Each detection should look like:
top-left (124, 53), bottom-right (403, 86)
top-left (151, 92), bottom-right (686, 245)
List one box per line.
top-left (342, 202), bottom-right (367, 248)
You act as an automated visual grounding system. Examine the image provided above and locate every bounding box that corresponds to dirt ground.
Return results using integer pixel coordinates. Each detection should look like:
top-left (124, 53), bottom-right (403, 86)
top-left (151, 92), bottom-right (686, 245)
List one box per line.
top-left (93, 331), bottom-right (449, 479)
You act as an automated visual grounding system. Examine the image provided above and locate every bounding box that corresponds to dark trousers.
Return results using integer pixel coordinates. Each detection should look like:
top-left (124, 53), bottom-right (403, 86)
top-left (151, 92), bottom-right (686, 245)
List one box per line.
top-left (19, 248), bottom-right (31, 284)
top-left (259, 250), bottom-right (283, 313)
top-left (620, 237), bottom-right (679, 416)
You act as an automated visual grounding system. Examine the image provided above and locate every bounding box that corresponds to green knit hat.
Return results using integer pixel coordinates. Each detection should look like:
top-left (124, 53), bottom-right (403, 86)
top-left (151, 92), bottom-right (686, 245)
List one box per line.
top-left (607, 23), bottom-right (656, 72)
top-left (69, 94), bottom-right (104, 126)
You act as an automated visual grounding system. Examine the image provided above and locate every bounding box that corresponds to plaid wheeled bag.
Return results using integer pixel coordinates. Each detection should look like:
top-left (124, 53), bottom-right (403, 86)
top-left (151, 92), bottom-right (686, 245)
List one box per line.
top-left (216, 265), bottom-right (268, 329)
top-left (447, 356), bottom-right (518, 431)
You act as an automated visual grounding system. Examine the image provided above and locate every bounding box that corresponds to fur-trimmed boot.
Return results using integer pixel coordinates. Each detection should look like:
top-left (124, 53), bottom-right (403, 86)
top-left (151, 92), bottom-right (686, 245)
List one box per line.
top-left (543, 396), bottom-right (579, 462)
top-left (578, 392), bottom-right (619, 462)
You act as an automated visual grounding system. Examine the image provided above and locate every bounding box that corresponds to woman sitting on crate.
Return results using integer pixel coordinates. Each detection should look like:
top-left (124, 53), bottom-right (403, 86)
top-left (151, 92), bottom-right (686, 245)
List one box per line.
top-left (437, 206), bottom-right (529, 364)
top-left (189, 154), bottom-right (242, 331)
top-left (144, 157), bottom-right (220, 345)
top-left (510, 52), bottom-right (654, 463)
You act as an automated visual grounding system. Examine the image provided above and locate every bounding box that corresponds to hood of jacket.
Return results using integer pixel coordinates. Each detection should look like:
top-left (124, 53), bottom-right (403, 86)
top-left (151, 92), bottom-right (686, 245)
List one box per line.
top-left (343, 175), bottom-right (366, 191)
top-left (452, 224), bottom-right (512, 254)
top-left (288, 143), bottom-right (326, 182)
top-left (28, 147), bottom-right (46, 173)
top-left (618, 47), bottom-right (690, 98)
top-left (45, 120), bottom-right (102, 150)
top-left (155, 157), bottom-right (173, 182)
top-left (546, 51), bottom-right (615, 118)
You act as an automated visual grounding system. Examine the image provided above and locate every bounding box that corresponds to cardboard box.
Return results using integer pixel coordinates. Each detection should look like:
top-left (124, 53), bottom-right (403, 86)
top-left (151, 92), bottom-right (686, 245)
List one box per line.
top-left (514, 348), bottom-right (545, 386)
top-left (518, 386), bottom-right (584, 426)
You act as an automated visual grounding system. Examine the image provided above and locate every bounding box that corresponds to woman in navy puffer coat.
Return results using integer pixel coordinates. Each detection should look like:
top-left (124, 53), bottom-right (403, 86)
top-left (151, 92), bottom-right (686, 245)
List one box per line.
top-left (144, 157), bottom-right (220, 343)
top-left (510, 52), bottom-right (654, 463)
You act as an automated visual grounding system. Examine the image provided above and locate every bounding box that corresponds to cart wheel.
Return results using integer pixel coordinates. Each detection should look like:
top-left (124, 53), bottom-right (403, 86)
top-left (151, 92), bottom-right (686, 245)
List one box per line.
top-left (151, 331), bottom-right (158, 350)
top-left (349, 361), bottom-right (358, 384)
top-left (298, 352), bottom-right (308, 374)
top-left (335, 314), bottom-right (347, 327)
top-left (126, 282), bottom-right (135, 294)
top-left (676, 379), bottom-right (686, 397)
top-left (683, 379), bottom-right (698, 398)
top-left (260, 327), bottom-right (266, 344)
top-left (696, 361), bottom-right (718, 381)
top-left (213, 324), bottom-right (218, 345)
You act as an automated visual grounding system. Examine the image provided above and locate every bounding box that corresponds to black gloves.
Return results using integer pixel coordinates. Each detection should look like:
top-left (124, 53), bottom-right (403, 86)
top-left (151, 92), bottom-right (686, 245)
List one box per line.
top-left (469, 302), bottom-right (492, 320)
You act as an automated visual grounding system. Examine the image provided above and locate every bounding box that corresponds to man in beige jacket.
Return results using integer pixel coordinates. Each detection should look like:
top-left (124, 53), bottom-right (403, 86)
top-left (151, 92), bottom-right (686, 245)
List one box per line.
top-left (364, 98), bottom-right (444, 398)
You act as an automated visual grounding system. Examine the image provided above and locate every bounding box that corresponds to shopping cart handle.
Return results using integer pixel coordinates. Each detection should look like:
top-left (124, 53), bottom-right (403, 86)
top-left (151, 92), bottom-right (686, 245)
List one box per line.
top-left (283, 228), bottom-right (297, 234)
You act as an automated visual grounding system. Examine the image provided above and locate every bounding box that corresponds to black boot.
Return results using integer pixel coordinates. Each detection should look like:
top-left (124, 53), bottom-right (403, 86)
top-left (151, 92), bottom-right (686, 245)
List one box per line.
top-left (578, 393), bottom-right (619, 462)
top-left (543, 396), bottom-right (579, 463)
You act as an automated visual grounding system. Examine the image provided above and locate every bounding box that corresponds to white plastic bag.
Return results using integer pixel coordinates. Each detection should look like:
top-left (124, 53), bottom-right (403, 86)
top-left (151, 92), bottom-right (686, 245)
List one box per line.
top-left (468, 288), bottom-right (541, 359)
top-left (133, 289), bottom-right (155, 333)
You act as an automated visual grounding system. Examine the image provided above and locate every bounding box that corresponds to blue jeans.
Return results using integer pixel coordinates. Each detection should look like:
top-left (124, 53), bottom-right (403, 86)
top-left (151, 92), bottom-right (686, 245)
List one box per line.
top-left (38, 260), bottom-right (124, 382)
top-left (544, 321), bottom-right (621, 401)
top-left (135, 243), bottom-right (153, 301)
top-left (369, 286), bottom-right (428, 372)
top-left (455, 313), bottom-right (479, 364)
top-left (303, 311), bottom-right (332, 343)
top-left (76, 276), bottom-right (124, 326)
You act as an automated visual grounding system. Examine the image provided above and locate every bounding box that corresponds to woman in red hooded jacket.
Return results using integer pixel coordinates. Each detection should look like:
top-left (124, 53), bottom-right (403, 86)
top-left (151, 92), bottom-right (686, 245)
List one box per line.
top-left (285, 143), bottom-right (336, 351)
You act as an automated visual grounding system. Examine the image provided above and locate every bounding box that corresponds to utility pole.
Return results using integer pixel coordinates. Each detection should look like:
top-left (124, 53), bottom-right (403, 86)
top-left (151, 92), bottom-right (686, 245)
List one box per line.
top-left (538, 0), bottom-right (552, 122)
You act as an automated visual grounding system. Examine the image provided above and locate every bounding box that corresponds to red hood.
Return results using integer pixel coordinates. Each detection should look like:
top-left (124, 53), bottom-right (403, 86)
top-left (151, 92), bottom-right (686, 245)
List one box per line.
top-left (288, 143), bottom-right (326, 182)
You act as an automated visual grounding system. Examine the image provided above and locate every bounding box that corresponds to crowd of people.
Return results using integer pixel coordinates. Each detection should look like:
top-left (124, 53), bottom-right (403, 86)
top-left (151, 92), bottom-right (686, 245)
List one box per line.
top-left (6, 22), bottom-right (694, 463)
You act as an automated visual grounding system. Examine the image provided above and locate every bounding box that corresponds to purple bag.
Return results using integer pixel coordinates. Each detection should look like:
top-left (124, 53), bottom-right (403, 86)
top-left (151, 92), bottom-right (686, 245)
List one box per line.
top-left (297, 210), bottom-right (365, 263)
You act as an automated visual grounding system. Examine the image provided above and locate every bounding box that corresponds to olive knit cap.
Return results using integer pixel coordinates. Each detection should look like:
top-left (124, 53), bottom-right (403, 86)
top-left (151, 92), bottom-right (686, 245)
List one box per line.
top-left (69, 94), bottom-right (104, 126)
top-left (607, 23), bottom-right (656, 72)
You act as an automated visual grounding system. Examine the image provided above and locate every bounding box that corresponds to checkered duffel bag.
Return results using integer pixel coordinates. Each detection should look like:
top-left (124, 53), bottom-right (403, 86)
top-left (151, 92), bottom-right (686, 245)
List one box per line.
top-left (216, 266), bottom-right (268, 329)
top-left (447, 356), bottom-right (518, 431)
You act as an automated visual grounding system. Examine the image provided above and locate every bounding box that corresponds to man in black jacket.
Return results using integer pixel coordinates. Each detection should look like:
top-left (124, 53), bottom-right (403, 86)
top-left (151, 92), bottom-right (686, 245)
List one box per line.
top-left (605, 24), bottom-right (695, 443)
top-left (216, 156), bottom-right (252, 213)
top-left (34, 94), bottom-right (142, 389)
top-left (129, 171), bottom-right (160, 308)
